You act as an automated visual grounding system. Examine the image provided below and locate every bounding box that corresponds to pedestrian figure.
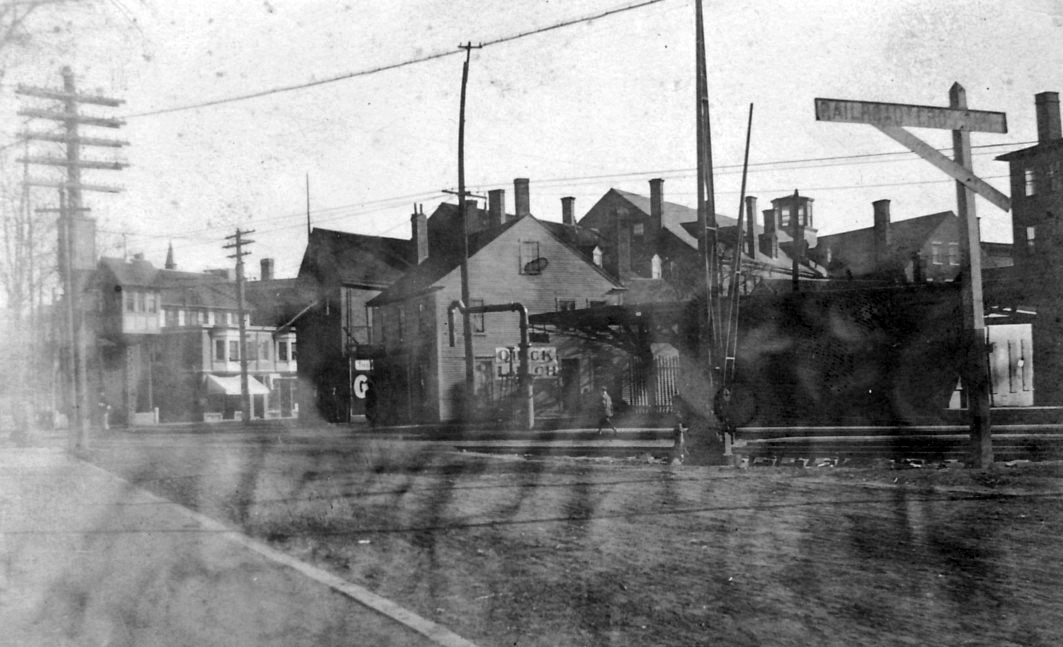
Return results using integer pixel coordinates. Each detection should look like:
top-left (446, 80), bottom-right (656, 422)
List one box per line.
top-left (671, 395), bottom-right (689, 464)
top-left (596, 386), bottom-right (618, 436)
top-left (98, 391), bottom-right (111, 431)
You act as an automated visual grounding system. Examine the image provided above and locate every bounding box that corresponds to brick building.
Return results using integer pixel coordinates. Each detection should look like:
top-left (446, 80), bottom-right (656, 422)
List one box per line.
top-left (997, 91), bottom-right (1063, 404)
top-left (809, 200), bottom-right (1013, 283)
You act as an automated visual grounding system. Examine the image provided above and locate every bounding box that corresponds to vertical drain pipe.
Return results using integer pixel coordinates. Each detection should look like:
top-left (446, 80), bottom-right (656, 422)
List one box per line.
top-left (450, 300), bottom-right (533, 429)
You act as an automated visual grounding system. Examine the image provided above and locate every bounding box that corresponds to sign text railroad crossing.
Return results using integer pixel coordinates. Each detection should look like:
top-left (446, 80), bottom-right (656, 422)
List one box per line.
top-left (814, 98), bottom-right (1007, 133)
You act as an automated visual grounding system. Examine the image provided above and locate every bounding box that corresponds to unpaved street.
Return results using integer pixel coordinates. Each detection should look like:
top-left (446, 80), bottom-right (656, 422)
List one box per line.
top-left (87, 429), bottom-right (1063, 647)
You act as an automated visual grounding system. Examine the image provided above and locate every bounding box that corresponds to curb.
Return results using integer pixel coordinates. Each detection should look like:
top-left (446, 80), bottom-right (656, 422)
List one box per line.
top-left (78, 460), bottom-right (481, 647)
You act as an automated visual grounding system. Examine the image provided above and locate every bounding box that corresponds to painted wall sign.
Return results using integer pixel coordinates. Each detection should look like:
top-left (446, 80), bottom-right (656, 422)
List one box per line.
top-left (494, 346), bottom-right (559, 378)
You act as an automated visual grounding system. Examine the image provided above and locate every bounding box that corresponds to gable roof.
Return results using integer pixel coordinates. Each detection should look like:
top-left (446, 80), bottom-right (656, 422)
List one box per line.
top-left (98, 256), bottom-right (238, 309)
top-left (609, 188), bottom-right (736, 249)
top-left (99, 256), bottom-right (158, 287)
top-left (368, 215), bottom-right (621, 307)
top-left (299, 227), bottom-right (414, 289)
top-left (539, 220), bottom-right (606, 250)
top-left (815, 211), bottom-right (955, 267)
top-left (367, 217), bottom-right (524, 306)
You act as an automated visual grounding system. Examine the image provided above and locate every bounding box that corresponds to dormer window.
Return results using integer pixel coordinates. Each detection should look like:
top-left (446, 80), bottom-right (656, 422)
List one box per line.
top-left (592, 246), bottom-right (603, 267)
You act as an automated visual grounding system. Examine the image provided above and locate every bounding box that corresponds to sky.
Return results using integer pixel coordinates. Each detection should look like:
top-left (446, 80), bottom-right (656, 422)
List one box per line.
top-left (6, 0), bottom-right (1063, 280)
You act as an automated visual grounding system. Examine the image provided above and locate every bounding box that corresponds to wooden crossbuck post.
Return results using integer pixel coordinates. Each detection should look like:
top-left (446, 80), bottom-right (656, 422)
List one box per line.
top-left (814, 86), bottom-right (1010, 468)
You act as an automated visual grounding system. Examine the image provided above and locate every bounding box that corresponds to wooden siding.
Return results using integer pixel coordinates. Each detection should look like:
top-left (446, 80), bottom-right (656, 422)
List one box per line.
top-left (428, 217), bottom-right (620, 422)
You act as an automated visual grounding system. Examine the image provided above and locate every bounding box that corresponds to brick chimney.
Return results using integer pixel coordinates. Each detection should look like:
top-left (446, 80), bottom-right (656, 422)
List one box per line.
top-left (260, 258), bottom-right (274, 281)
top-left (1036, 92), bottom-right (1061, 143)
top-left (464, 199), bottom-right (479, 233)
top-left (514, 178), bottom-right (531, 219)
top-left (744, 196), bottom-right (757, 258)
top-left (649, 178), bottom-right (664, 234)
top-left (488, 189), bottom-right (505, 227)
top-left (763, 208), bottom-right (776, 233)
top-left (561, 196), bottom-right (575, 226)
top-left (873, 199), bottom-right (891, 266)
top-left (411, 205), bottom-right (428, 264)
top-left (759, 208), bottom-right (778, 258)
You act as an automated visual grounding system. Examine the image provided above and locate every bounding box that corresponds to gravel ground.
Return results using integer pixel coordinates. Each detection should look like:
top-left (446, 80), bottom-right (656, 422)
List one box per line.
top-left (89, 435), bottom-right (1063, 647)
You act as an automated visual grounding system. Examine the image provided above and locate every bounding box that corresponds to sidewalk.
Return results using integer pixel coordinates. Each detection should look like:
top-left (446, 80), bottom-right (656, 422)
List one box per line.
top-left (0, 446), bottom-right (477, 647)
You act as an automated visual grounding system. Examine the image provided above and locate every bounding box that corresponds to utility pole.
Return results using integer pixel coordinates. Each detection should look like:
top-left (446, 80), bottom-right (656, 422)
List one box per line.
top-left (790, 189), bottom-right (802, 292)
top-left (457, 41), bottom-right (482, 422)
top-left (224, 228), bottom-right (255, 425)
top-left (17, 66), bottom-right (126, 451)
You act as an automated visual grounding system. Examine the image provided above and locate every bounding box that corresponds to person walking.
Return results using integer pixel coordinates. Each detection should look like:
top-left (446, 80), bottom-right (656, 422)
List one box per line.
top-left (596, 386), bottom-right (618, 436)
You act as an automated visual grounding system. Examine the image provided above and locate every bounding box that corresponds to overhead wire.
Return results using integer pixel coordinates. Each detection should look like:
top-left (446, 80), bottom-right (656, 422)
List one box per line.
top-left (122, 0), bottom-right (672, 119)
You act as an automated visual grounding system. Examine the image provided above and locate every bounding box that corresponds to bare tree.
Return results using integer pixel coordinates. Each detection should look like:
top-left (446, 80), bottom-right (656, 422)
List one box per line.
top-left (0, 0), bottom-right (139, 421)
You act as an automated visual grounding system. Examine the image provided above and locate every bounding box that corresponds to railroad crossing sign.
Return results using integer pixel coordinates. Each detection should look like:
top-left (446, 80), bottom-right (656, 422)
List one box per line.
top-left (815, 96), bottom-right (1011, 212)
top-left (814, 83), bottom-right (1002, 467)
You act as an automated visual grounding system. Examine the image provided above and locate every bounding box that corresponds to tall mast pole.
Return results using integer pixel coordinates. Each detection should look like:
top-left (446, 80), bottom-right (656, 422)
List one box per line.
top-left (695, 0), bottom-right (721, 370)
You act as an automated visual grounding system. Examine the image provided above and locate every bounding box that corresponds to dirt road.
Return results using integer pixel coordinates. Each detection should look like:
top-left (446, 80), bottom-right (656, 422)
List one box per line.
top-left (88, 431), bottom-right (1063, 646)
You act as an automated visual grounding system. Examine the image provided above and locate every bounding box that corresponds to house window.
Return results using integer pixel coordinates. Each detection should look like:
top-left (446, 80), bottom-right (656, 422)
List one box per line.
top-left (136, 291), bottom-right (145, 312)
top-left (592, 246), bottom-right (603, 267)
top-left (278, 341), bottom-right (289, 361)
top-left (651, 254), bottom-right (662, 279)
top-left (229, 340), bottom-right (239, 360)
top-left (588, 300), bottom-right (607, 308)
top-left (178, 309), bottom-right (187, 326)
top-left (397, 306), bottom-right (406, 342)
top-left (633, 223), bottom-right (645, 237)
top-left (557, 298), bottom-right (576, 312)
top-left (165, 308), bottom-right (178, 327)
top-left (947, 242), bottom-right (960, 266)
top-left (215, 339), bottom-right (226, 361)
top-left (291, 342), bottom-right (296, 361)
top-left (931, 242), bottom-right (943, 265)
top-left (470, 298), bottom-right (485, 333)
top-left (1051, 160), bottom-right (1063, 192)
top-left (245, 341), bottom-right (258, 361)
top-left (418, 301), bottom-right (431, 334)
top-left (1026, 226), bottom-right (1036, 254)
top-left (1025, 167), bottom-right (1037, 196)
top-left (125, 290), bottom-right (136, 312)
top-left (145, 292), bottom-right (157, 313)
top-left (520, 240), bottom-right (542, 274)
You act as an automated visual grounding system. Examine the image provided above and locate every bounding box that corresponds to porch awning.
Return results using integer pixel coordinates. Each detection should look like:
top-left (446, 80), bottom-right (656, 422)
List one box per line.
top-left (205, 374), bottom-right (270, 396)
